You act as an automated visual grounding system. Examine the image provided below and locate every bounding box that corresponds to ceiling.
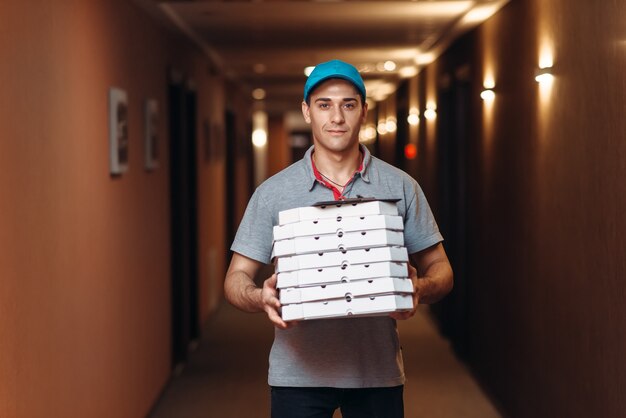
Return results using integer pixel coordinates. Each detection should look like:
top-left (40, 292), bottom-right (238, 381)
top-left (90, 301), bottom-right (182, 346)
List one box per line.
top-left (138, 0), bottom-right (509, 114)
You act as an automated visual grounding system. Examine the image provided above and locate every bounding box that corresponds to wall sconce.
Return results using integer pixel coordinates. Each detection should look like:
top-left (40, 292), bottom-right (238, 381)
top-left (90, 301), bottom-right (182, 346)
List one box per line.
top-left (480, 89), bottom-right (495, 101)
top-left (534, 67), bottom-right (554, 83)
top-left (424, 106), bottom-right (437, 121)
top-left (385, 116), bottom-right (397, 133)
top-left (407, 108), bottom-right (420, 126)
top-left (377, 120), bottom-right (388, 135)
top-left (360, 124), bottom-right (377, 144)
top-left (252, 110), bottom-right (268, 148)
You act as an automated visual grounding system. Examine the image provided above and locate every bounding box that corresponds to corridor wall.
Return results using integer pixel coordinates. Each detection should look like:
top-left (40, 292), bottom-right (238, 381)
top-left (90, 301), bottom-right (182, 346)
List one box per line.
top-left (0, 1), bottom-right (236, 417)
top-left (414, 1), bottom-right (626, 417)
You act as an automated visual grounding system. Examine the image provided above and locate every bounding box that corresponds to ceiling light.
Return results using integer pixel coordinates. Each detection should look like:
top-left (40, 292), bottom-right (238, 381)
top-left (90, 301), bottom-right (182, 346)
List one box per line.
top-left (383, 61), bottom-right (397, 71)
top-left (461, 3), bottom-right (502, 25)
top-left (415, 53), bottom-right (436, 66)
top-left (399, 66), bottom-right (418, 78)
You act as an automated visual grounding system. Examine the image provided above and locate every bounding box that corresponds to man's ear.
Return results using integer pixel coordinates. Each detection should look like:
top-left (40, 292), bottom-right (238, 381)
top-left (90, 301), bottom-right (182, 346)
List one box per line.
top-left (361, 101), bottom-right (368, 123)
top-left (302, 101), bottom-right (311, 124)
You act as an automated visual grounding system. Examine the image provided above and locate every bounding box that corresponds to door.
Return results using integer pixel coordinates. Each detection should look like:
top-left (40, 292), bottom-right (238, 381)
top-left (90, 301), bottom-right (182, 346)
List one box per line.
top-left (168, 72), bottom-right (199, 369)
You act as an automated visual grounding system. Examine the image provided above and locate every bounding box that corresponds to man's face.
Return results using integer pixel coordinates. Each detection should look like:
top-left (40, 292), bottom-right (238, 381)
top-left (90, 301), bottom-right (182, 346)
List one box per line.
top-left (302, 79), bottom-right (367, 155)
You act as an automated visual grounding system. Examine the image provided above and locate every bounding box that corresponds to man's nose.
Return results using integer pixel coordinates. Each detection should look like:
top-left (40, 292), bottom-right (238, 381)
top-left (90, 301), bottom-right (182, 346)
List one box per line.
top-left (330, 106), bottom-right (345, 123)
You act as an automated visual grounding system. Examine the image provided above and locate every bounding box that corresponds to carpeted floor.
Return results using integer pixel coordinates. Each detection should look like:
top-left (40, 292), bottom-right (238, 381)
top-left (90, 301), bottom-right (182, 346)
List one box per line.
top-left (148, 303), bottom-right (502, 418)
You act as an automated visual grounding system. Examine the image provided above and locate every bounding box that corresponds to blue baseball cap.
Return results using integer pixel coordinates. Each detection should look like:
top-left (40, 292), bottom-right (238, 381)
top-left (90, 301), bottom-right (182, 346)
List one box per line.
top-left (303, 59), bottom-right (366, 103)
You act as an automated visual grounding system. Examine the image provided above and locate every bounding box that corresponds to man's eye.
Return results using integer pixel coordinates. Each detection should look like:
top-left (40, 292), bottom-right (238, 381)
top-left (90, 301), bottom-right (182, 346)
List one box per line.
top-left (344, 103), bottom-right (355, 109)
top-left (319, 103), bottom-right (329, 109)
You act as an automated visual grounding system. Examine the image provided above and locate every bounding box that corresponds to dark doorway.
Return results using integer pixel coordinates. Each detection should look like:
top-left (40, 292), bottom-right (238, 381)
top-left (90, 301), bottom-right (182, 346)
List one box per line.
top-left (224, 110), bottom-right (237, 262)
top-left (394, 80), bottom-right (409, 170)
top-left (168, 73), bottom-right (200, 370)
top-left (432, 67), bottom-right (472, 360)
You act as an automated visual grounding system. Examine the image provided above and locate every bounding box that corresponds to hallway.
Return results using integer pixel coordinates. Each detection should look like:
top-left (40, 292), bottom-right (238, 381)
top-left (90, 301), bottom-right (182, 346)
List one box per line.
top-left (3, 1), bottom-right (626, 417)
top-left (149, 304), bottom-right (501, 418)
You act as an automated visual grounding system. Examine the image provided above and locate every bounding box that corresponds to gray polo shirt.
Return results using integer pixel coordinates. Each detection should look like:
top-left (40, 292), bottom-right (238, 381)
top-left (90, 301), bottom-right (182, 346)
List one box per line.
top-left (231, 145), bottom-right (443, 388)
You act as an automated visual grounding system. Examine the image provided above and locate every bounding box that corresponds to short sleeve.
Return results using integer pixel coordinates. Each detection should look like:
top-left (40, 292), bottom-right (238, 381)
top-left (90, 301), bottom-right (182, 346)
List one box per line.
top-left (230, 188), bottom-right (274, 264)
top-left (402, 180), bottom-right (444, 255)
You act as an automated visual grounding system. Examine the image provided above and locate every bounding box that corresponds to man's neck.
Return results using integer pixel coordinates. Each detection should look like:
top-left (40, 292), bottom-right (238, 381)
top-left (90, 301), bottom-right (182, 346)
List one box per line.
top-left (312, 145), bottom-right (362, 184)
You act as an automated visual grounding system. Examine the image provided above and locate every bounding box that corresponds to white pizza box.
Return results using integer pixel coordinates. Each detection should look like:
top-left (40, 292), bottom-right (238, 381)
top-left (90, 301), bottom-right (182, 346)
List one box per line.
top-left (280, 277), bottom-right (413, 304)
top-left (278, 200), bottom-right (398, 226)
top-left (273, 229), bottom-right (404, 257)
top-left (281, 294), bottom-right (413, 321)
top-left (276, 246), bottom-right (409, 273)
top-left (273, 214), bottom-right (403, 241)
top-left (277, 261), bottom-right (408, 289)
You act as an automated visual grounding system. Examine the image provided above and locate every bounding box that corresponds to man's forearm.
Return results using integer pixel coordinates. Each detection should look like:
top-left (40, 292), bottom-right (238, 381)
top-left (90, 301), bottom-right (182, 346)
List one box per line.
top-left (412, 251), bottom-right (454, 305)
top-left (417, 262), bottom-right (453, 304)
top-left (224, 271), bottom-right (264, 313)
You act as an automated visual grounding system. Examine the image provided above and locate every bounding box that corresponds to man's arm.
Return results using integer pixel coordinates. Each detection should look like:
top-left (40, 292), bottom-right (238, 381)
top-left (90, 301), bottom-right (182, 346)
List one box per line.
top-left (224, 252), bottom-right (293, 329)
top-left (390, 242), bottom-right (453, 320)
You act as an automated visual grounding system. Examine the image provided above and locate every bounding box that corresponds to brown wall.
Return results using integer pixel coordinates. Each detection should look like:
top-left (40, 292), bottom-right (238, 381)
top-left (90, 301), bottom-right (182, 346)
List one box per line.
top-left (268, 114), bottom-right (290, 178)
top-left (0, 1), bottom-right (233, 417)
top-left (413, 1), bottom-right (626, 416)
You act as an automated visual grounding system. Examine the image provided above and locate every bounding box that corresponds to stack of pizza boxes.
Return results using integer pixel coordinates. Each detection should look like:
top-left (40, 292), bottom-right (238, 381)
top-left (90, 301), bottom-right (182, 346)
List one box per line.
top-left (272, 199), bottom-right (414, 321)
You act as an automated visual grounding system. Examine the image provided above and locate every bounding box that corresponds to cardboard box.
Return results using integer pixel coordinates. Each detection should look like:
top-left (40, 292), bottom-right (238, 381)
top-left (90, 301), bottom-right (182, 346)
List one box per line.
top-left (276, 246), bottom-right (408, 273)
top-left (277, 261), bottom-right (408, 289)
top-left (281, 294), bottom-right (413, 321)
top-left (278, 200), bottom-right (398, 225)
top-left (273, 214), bottom-right (403, 241)
top-left (280, 277), bottom-right (413, 304)
top-left (272, 229), bottom-right (404, 257)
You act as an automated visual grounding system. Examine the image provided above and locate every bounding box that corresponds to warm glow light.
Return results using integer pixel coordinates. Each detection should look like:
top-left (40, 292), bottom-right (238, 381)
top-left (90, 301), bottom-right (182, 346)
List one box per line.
top-left (252, 88), bottom-right (266, 100)
top-left (398, 66), bottom-right (418, 78)
top-left (535, 68), bottom-right (554, 83)
top-left (404, 143), bottom-right (417, 160)
top-left (483, 75), bottom-right (495, 90)
top-left (424, 105), bottom-right (437, 121)
top-left (377, 120), bottom-right (388, 135)
top-left (304, 66), bottom-right (315, 77)
top-left (480, 89), bottom-right (495, 101)
top-left (364, 124), bottom-right (377, 141)
top-left (385, 117), bottom-right (397, 133)
top-left (252, 129), bottom-right (267, 147)
top-left (415, 53), bottom-right (436, 66)
top-left (360, 124), bottom-right (377, 144)
top-left (383, 61), bottom-right (397, 71)
top-left (407, 113), bottom-right (420, 126)
top-left (461, 3), bottom-right (502, 25)
top-left (252, 110), bottom-right (268, 148)
top-left (539, 46), bottom-right (554, 70)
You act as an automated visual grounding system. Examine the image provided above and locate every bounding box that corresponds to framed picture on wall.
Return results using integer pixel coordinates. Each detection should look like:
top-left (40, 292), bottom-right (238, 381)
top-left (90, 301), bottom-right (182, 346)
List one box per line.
top-left (109, 87), bottom-right (129, 175)
top-left (144, 99), bottom-right (159, 171)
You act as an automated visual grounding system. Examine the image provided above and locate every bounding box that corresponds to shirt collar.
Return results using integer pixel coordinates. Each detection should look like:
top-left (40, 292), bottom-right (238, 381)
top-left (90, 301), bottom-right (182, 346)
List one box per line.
top-left (305, 144), bottom-right (372, 191)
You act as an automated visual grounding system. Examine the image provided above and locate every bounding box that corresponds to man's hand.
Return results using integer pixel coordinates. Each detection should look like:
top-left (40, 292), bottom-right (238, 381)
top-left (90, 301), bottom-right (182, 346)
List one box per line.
top-left (225, 253), bottom-right (297, 329)
top-left (389, 264), bottom-right (420, 320)
top-left (389, 243), bottom-right (454, 321)
top-left (261, 274), bottom-right (297, 330)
